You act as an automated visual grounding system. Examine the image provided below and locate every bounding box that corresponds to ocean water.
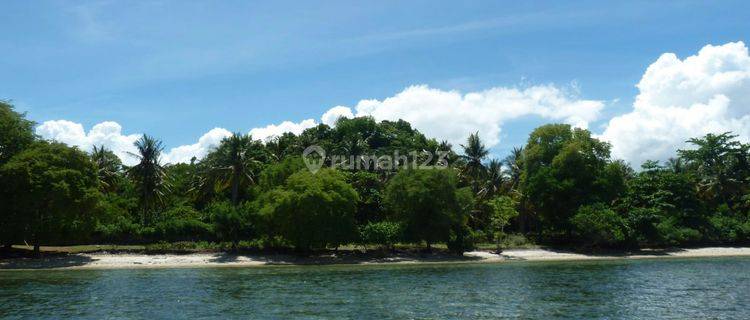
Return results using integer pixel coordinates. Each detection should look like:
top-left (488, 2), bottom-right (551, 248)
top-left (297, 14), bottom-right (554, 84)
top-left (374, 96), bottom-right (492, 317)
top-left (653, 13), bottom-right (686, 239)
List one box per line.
top-left (1, 257), bottom-right (749, 319)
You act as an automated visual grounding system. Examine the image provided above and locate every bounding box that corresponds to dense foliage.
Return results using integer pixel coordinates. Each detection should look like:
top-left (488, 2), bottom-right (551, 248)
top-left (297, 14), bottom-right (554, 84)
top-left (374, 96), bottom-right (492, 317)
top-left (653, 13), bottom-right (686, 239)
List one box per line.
top-left (3, 101), bottom-right (750, 254)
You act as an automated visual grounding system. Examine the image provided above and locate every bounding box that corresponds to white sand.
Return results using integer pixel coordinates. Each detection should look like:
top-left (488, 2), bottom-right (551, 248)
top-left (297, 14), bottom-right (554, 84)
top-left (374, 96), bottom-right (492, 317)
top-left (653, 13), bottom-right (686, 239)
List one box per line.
top-left (3, 247), bottom-right (750, 270)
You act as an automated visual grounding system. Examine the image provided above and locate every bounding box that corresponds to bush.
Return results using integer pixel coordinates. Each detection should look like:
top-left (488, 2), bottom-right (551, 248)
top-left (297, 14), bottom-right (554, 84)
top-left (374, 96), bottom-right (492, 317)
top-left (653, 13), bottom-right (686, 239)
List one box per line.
top-left (95, 215), bottom-right (143, 243)
top-left (359, 221), bottom-right (402, 250)
top-left (656, 218), bottom-right (702, 246)
top-left (260, 169), bottom-right (359, 252)
top-left (446, 225), bottom-right (475, 255)
top-left (571, 203), bottom-right (626, 248)
top-left (207, 201), bottom-right (254, 246)
top-left (709, 214), bottom-right (745, 244)
top-left (384, 169), bottom-right (464, 248)
top-left (500, 234), bottom-right (535, 249)
top-left (152, 218), bottom-right (213, 242)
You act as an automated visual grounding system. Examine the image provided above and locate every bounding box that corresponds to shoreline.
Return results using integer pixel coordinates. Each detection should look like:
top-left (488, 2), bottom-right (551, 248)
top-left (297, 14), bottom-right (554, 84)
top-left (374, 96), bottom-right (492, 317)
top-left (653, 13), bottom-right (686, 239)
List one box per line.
top-left (2, 247), bottom-right (750, 270)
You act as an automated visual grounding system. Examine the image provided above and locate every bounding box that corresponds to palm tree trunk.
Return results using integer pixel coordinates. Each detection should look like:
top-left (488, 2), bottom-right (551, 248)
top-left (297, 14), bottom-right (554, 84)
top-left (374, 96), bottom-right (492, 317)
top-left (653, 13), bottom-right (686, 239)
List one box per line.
top-left (231, 174), bottom-right (239, 206)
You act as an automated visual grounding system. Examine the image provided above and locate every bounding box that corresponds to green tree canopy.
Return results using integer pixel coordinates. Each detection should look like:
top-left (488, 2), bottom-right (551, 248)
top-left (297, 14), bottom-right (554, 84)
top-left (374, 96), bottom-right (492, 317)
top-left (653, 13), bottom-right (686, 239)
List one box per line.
top-left (127, 135), bottom-right (169, 224)
top-left (520, 124), bottom-right (622, 236)
top-left (199, 133), bottom-right (267, 205)
top-left (260, 169), bottom-right (359, 252)
top-left (0, 142), bottom-right (100, 253)
top-left (384, 168), bottom-right (465, 248)
top-left (0, 101), bottom-right (35, 165)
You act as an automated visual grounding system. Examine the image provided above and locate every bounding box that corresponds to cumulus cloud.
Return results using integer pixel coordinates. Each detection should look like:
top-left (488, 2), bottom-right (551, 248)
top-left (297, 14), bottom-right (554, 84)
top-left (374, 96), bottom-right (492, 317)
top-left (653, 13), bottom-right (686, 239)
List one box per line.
top-left (248, 119), bottom-right (317, 141)
top-left (36, 120), bottom-right (141, 165)
top-left (36, 121), bottom-right (232, 165)
top-left (37, 84), bottom-right (604, 165)
top-left (599, 41), bottom-right (750, 166)
top-left (326, 84), bottom-right (604, 148)
top-left (161, 128), bottom-right (232, 164)
top-left (321, 106), bottom-right (354, 126)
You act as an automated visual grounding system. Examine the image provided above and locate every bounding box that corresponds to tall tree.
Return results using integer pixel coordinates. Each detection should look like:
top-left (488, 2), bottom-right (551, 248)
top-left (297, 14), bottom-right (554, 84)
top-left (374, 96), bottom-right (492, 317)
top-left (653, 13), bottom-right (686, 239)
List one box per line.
top-left (503, 146), bottom-right (524, 194)
top-left (91, 145), bottom-right (122, 193)
top-left (479, 159), bottom-right (505, 200)
top-left (678, 132), bottom-right (749, 209)
top-left (259, 169), bottom-right (359, 252)
top-left (460, 132), bottom-right (489, 193)
top-left (0, 101), bottom-right (35, 165)
top-left (0, 101), bottom-right (36, 249)
top-left (127, 135), bottom-right (169, 224)
top-left (384, 169), bottom-right (465, 250)
top-left (200, 133), bottom-right (266, 205)
top-left (520, 124), bottom-right (619, 236)
top-left (0, 142), bottom-right (100, 254)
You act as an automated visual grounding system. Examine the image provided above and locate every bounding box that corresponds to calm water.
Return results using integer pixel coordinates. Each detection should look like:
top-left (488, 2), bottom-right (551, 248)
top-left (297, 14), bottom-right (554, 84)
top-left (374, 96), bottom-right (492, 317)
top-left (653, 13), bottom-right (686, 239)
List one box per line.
top-left (1, 257), bottom-right (750, 319)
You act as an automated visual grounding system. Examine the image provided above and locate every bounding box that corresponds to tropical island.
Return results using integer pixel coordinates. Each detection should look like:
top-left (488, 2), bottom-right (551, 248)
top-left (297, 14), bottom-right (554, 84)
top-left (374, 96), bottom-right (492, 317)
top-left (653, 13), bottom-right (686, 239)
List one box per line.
top-left (2, 100), bottom-right (750, 269)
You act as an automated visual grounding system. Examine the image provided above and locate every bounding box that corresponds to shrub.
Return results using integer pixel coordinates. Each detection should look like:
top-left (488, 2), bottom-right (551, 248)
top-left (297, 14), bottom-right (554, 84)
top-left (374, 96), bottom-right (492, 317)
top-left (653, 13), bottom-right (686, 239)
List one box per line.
top-left (359, 221), bottom-right (402, 250)
top-left (260, 169), bottom-right (359, 252)
top-left (571, 203), bottom-right (626, 248)
top-left (446, 224), bottom-right (476, 255)
top-left (153, 218), bottom-right (213, 242)
top-left (656, 218), bottom-right (702, 246)
top-left (207, 201), bottom-right (254, 246)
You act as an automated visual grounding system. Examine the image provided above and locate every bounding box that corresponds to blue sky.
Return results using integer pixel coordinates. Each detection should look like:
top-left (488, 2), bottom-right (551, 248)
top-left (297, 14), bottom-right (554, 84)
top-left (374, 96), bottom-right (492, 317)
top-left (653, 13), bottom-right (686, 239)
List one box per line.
top-left (3, 1), bottom-right (750, 164)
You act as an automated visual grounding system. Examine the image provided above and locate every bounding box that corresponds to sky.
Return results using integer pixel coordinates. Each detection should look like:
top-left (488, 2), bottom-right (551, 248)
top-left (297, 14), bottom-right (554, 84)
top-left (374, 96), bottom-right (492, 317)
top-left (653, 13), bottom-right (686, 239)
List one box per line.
top-left (3, 0), bottom-right (750, 165)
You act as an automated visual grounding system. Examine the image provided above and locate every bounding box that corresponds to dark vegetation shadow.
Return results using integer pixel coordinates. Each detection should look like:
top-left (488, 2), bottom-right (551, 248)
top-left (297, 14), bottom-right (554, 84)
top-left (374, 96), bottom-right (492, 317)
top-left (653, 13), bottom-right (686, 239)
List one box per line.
top-left (0, 250), bottom-right (97, 269)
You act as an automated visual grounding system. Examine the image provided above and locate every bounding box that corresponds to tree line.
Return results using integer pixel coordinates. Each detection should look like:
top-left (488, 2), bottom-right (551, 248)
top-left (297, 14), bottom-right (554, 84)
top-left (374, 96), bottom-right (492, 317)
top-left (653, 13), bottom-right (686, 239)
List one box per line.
top-left (2, 100), bottom-right (749, 254)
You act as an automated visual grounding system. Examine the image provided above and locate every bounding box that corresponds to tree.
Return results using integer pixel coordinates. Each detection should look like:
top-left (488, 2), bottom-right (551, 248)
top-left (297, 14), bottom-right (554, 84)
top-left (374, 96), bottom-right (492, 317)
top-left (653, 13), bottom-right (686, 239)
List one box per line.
top-left (502, 146), bottom-right (524, 194)
top-left (460, 132), bottom-right (489, 193)
top-left (520, 124), bottom-right (620, 237)
top-left (91, 145), bottom-right (122, 193)
top-left (571, 203), bottom-right (626, 248)
top-left (488, 196), bottom-right (519, 252)
top-left (479, 159), bottom-right (505, 200)
top-left (127, 135), bottom-right (169, 225)
top-left (208, 201), bottom-right (252, 249)
top-left (617, 161), bottom-right (703, 246)
top-left (678, 132), bottom-right (749, 210)
top-left (260, 169), bottom-right (359, 252)
top-left (0, 101), bottom-right (35, 165)
top-left (359, 221), bottom-right (402, 252)
top-left (0, 142), bottom-right (100, 254)
top-left (384, 169), bottom-right (465, 250)
top-left (0, 101), bottom-right (36, 249)
top-left (200, 133), bottom-right (266, 205)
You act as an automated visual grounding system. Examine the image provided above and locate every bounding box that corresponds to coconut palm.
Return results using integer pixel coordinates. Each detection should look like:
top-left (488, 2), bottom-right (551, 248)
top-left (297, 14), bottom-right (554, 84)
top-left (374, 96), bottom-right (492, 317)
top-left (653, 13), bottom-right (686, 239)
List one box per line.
top-left (479, 159), bottom-right (504, 200)
top-left (502, 146), bottom-right (524, 194)
top-left (91, 145), bottom-right (122, 193)
top-left (127, 135), bottom-right (169, 224)
top-left (678, 132), bottom-right (748, 206)
top-left (200, 133), bottom-right (266, 205)
top-left (460, 132), bottom-right (489, 193)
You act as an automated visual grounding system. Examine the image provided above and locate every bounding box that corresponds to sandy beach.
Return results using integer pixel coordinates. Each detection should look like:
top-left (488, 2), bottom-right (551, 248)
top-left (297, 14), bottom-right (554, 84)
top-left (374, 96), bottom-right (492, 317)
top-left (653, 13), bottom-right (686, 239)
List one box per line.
top-left (2, 247), bottom-right (750, 270)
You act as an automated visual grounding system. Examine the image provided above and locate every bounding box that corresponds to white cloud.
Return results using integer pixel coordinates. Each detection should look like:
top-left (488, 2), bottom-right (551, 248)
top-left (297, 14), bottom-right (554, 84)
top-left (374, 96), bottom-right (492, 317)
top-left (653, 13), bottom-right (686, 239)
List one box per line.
top-left (327, 84), bottom-right (603, 148)
top-left (321, 106), bottom-right (354, 126)
top-left (36, 120), bottom-right (141, 165)
top-left (38, 84), bottom-right (603, 165)
top-left (36, 121), bottom-right (232, 165)
top-left (599, 41), bottom-right (750, 166)
top-left (249, 119), bottom-right (317, 141)
top-left (162, 128), bottom-right (232, 164)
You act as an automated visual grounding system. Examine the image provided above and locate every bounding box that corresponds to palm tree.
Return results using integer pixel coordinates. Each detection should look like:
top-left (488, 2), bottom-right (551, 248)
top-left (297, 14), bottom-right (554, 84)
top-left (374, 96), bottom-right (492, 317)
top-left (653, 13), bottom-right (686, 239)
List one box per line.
top-left (678, 132), bottom-right (747, 205)
top-left (479, 159), bottom-right (504, 200)
top-left (91, 145), bottom-right (122, 193)
top-left (200, 133), bottom-right (265, 205)
top-left (460, 132), bottom-right (489, 193)
top-left (502, 146), bottom-right (524, 194)
top-left (127, 135), bottom-right (169, 225)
